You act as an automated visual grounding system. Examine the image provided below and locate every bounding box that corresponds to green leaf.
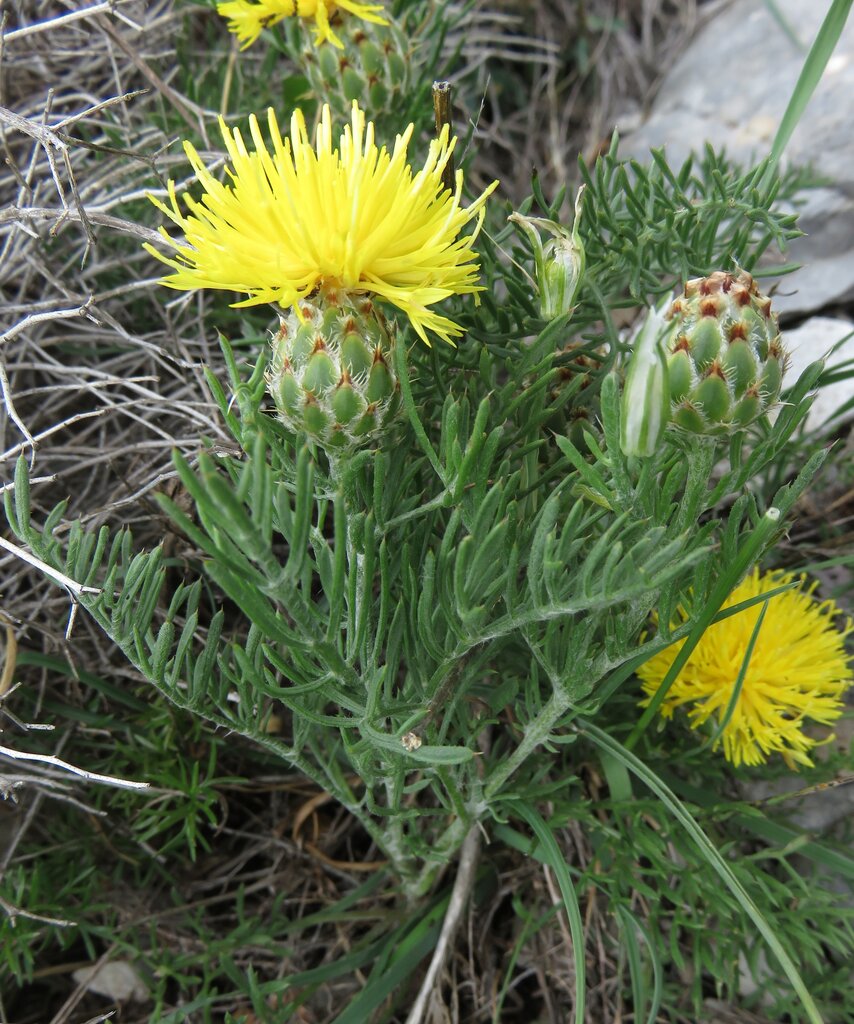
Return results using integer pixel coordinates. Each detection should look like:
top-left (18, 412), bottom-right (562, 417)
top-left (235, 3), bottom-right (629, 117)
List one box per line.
top-left (768, 0), bottom-right (854, 171)
top-left (514, 802), bottom-right (586, 1024)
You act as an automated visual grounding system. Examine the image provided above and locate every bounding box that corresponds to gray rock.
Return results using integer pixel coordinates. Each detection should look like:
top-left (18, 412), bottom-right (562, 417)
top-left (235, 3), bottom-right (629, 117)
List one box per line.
top-left (783, 316), bottom-right (854, 432)
top-left (620, 0), bottom-right (854, 317)
top-left (740, 717), bottom-right (854, 834)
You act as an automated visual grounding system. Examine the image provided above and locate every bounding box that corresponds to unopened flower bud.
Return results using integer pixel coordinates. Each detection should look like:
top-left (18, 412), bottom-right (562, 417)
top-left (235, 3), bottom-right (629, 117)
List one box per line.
top-left (510, 186), bottom-right (585, 320)
top-left (620, 301), bottom-right (675, 458)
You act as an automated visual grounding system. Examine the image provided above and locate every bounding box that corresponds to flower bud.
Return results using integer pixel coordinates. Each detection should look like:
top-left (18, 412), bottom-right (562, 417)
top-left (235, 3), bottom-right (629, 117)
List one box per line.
top-left (268, 285), bottom-right (400, 451)
top-left (620, 302), bottom-right (675, 458)
top-left (510, 186), bottom-right (585, 320)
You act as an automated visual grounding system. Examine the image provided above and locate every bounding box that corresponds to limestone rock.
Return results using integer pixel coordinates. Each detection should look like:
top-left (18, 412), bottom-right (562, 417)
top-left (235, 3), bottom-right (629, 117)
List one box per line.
top-left (620, 0), bottom-right (854, 317)
top-left (783, 316), bottom-right (854, 432)
top-left (72, 961), bottom-right (149, 1003)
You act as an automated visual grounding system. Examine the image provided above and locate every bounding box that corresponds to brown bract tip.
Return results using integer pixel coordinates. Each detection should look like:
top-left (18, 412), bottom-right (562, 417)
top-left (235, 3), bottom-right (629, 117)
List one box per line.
top-left (733, 285), bottom-right (752, 307)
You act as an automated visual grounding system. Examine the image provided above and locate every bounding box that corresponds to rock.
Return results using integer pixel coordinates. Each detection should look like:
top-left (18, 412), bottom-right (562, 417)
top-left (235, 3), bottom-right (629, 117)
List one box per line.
top-left (783, 317), bottom-right (854, 432)
top-left (619, 0), bottom-right (854, 318)
top-left (739, 716), bottom-right (854, 835)
top-left (71, 961), bottom-right (149, 1003)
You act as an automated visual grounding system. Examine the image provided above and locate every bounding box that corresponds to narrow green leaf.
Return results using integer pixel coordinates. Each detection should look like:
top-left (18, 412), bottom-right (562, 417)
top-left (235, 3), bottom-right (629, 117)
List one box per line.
top-left (626, 506), bottom-right (783, 750)
top-left (514, 802), bottom-right (586, 1024)
top-left (768, 0), bottom-right (853, 171)
top-left (393, 338), bottom-right (444, 482)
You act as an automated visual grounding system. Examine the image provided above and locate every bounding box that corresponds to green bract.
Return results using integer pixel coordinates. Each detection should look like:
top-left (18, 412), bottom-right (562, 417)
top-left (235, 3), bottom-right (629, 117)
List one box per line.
top-left (666, 270), bottom-right (788, 435)
top-left (268, 287), bottom-right (400, 450)
top-left (295, 15), bottom-right (411, 122)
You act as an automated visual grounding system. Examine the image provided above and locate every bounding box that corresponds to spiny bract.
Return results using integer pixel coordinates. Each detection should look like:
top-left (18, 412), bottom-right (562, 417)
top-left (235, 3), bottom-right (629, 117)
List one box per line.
top-left (268, 286), bottom-right (399, 450)
top-left (665, 270), bottom-right (788, 435)
top-left (294, 14), bottom-right (411, 122)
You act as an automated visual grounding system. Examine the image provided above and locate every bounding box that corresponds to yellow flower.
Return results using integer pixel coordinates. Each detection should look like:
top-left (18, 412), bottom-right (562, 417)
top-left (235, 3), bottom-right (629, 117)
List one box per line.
top-left (638, 568), bottom-right (853, 768)
top-left (217, 0), bottom-right (387, 49)
top-left (144, 103), bottom-right (497, 346)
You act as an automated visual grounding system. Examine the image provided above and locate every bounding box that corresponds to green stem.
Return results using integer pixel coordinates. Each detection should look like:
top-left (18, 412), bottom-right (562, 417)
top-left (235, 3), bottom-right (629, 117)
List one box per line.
top-left (406, 803), bottom-right (477, 902)
top-left (673, 439), bottom-right (717, 534)
top-left (408, 684), bottom-right (580, 896)
top-left (483, 689), bottom-right (570, 801)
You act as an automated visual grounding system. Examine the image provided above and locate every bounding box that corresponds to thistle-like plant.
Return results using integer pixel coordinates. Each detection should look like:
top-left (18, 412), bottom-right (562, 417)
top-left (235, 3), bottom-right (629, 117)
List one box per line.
top-left (4, 81), bottom-right (849, 1024)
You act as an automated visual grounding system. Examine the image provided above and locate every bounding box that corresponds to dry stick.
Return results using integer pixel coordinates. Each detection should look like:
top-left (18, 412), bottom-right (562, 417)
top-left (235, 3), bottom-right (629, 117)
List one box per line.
top-left (0, 700), bottom-right (56, 734)
top-left (1, 0), bottom-right (140, 41)
top-left (0, 535), bottom-right (102, 639)
top-left (0, 205), bottom-right (173, 245)
top-left (1, 90), bottom-right (161, 198)
top-left (49, 942), bottom-right (122, 1024)
top-left (43, 90), bottom-right (97, 255)
top-left (0, 100), bottom-right (97, 256)
top-left (0, 893), bottom-right (74, 928)
top-left (404, 825), bottom-right (481, 1024)
top-left (0, 745), bottom-right (149, 790)
top-left (432, 81), bottom-right (456, 194)
top-left (0, 727), bottom-right (73, 873)
top-left (0, 474), bottom-right (54, 493)
top-left (543, 862), bottom-right (579, 995)
top-left (0, 358), bottom-right (35, 456)
top-left (94, 14), bottom-right (207, 139)
top-left (0, 300), bottom-right (99, 348)
top-left (0, 616), bottom-right (16, 698)
top-left (0, 301), bottom-right (100, 461)
top-left (0, 105), bottom-right (71, 150)
top-left (1, 409), bottom-right (107, 465)
top-left (0, 99), bottom-right (68, 230)
top-left (221, 37), bottom-right (239, 118)
top-left (51, 89), bottom-right (146, 133)
top-left (0, 99), bottom-right (67, 213)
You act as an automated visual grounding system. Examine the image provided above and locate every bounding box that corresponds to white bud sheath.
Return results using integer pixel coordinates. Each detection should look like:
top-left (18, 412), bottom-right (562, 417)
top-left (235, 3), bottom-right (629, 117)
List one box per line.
top-left (620, 301), bottom-right (674, 458)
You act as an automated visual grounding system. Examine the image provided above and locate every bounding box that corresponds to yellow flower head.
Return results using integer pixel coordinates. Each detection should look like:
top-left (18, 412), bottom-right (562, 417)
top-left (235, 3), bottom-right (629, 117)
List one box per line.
top-left (639, 568), bottom-right (853, 768)
top-left (145, 103), bottom-right (497, 346)
top-left (217, 0), bottom-right (387, 49)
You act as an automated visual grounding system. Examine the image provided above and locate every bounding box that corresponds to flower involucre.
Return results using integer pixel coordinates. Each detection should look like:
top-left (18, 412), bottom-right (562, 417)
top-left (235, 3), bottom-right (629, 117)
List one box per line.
top-left (639, 569), bottom-right (853, 768)
top-left (217, 0), bottom-right (387, 50)
top-left (145, 103), bottom-right (497, 346)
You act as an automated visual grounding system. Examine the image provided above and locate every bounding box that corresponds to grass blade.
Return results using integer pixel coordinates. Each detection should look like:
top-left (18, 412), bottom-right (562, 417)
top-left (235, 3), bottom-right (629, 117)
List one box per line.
top-left (514, 801), bottom-right (586, 1024)
top-left (578, 720), bottom-right (825, 1024)
top-left (768, 0), bottom-right (854, 170)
